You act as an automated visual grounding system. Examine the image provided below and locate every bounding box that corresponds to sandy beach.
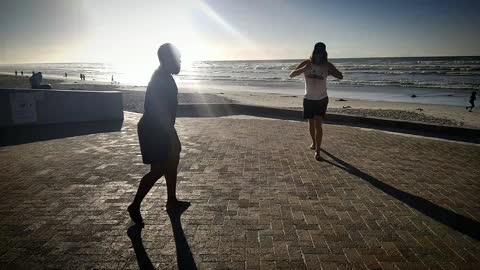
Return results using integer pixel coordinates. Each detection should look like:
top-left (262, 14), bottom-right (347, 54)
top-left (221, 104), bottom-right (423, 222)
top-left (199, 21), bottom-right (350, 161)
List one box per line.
top-left (1, 74), bottom-right (479, 128)
top-left (216, 90), bottom-right (480, 128)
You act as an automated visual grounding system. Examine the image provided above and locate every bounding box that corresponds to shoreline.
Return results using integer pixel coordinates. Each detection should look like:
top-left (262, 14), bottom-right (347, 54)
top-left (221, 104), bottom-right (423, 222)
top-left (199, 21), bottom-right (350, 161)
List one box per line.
top-left (1, 74), bottom-right (478, 128)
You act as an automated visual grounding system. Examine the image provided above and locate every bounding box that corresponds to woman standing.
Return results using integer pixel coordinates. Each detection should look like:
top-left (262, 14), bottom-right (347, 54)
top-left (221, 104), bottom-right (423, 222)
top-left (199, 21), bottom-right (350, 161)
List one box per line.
top-left (290, 42), bottom-right (343, 161)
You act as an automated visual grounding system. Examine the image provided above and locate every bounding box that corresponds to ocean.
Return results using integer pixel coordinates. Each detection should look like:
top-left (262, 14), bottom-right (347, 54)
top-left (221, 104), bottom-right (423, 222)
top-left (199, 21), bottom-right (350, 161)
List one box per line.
top-left (1, 56), bottom-right (479, 106)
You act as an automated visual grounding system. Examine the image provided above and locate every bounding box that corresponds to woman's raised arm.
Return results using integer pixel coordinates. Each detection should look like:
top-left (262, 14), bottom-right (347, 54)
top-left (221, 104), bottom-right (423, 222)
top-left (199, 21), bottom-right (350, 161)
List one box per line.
top-left (290, 60), bottom-right (311, 78)
top-left (328, 62), bottom-right (343, 79)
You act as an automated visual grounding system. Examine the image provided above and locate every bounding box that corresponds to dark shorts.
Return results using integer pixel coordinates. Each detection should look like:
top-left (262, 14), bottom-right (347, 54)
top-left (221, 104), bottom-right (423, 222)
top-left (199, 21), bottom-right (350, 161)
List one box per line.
top-left (137, 116), bottom-right (177, 165)
top-left (303, 97), bottom-right (329, 119)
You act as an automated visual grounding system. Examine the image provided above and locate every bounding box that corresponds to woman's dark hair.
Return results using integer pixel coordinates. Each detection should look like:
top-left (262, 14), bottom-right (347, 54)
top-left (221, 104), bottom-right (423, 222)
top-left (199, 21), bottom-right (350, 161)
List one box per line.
top-left (311, 42), bottom-right (328, 65)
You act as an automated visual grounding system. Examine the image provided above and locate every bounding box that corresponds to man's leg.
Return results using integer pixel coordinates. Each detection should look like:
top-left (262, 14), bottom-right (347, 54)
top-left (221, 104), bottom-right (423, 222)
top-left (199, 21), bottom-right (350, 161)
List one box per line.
top-left (308, 119), bottom-right (316, 149)
top-left (165, 150), bottom-right (180, 204)
top-left (165, 136), bottom-right (190, 209)
top-left (128, 164), bottom-right (164, 223)
top-left (314, 116), bottom-right (323, 160)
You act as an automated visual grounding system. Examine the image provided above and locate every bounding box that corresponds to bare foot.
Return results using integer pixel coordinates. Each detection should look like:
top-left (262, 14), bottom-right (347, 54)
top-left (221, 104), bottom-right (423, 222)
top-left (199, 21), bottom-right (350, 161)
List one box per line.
top-left (127, 204), bottom-right (144, 226)
top-left (314, 152), bottom-right (323, 161)
top-left (309, 143), bottom-right (316, 150)
top-left (166, 199), bottom-right (191, 210)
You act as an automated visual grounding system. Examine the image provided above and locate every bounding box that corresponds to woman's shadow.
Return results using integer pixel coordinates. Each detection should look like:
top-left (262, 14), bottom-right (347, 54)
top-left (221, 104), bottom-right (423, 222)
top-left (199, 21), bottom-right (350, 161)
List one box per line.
top-left (321, 149), bottom-right (480, 241)
top-left (127, 205), bottom-right (197, 270)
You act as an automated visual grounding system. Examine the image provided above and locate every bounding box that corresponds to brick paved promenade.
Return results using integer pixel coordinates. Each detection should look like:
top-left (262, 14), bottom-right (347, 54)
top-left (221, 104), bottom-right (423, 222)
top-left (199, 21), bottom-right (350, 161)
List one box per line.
top-left (1, 112), bottom-right (479, 269)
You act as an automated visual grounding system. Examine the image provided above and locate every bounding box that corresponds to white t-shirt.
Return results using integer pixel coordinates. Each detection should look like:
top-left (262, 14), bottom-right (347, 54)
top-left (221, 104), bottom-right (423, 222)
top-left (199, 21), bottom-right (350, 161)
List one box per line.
top-left (304, 63), bottom-right (328, 100)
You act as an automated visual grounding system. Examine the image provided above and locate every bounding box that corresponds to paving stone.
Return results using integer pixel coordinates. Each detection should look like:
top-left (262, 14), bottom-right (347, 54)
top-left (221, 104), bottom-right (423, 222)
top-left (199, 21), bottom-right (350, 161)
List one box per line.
top-left (0, 111), bottom-right (479, 269)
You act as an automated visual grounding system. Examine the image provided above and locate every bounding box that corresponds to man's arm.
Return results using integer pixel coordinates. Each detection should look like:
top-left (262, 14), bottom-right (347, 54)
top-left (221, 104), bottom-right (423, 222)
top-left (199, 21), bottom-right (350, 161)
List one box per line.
top-left (328, 62), bottom-right (343, 79)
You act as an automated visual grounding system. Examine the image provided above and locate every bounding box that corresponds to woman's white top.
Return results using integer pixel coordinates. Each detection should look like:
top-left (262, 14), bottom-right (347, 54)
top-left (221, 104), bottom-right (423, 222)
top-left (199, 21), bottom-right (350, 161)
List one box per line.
top-left (304, 63), bottom-right (328, 100)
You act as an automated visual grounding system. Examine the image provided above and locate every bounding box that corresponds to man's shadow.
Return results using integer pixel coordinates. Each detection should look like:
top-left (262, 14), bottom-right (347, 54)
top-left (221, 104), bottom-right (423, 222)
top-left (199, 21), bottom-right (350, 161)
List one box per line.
top-left (127, 205), bottom-right (197, 270)
top-left (167, 206), bottom-right (198, 270)
top-left (127, 224), bottom-right (155, 270)
top-left (321, 149), bottom-right (480, 241)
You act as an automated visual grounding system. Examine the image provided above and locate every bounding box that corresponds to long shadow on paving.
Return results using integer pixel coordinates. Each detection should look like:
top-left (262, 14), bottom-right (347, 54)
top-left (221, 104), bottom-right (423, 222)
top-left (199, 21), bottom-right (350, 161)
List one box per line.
top-left (167, 206), bottom-right (197, 270)
top-left (127, 224), bottom-right (155, 270)
top-left (1, 120), bottom-right (123, 146)
top-left (127, 206), bottom-right (196, 270)
top-left (321, 149), bottom-right (480, 241)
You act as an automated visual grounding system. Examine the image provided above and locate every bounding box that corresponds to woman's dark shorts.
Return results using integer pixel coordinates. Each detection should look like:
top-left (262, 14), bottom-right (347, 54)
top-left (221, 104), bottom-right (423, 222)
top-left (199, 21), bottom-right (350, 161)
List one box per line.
top-left (303, 97), bottom-right (329, 119)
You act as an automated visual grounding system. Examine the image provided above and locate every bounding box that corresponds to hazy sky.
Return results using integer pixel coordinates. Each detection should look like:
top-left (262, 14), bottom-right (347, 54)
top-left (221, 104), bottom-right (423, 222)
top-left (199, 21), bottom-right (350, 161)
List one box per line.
top-left (1, 0), bottom-right (479, 64)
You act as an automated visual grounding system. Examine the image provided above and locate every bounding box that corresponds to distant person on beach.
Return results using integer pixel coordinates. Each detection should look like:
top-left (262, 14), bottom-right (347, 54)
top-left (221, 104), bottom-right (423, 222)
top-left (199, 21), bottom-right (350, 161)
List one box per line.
top-left (290, 42), bottom-right (343, 161)
top-left (21, 71), bottom-right (24, 76)
top-left (64, 72), bottom-right (68, 78)
top-left (29, 72), bottom-right (52, 89)
top-left (15, 70), bottom-right (18, 76)
top-left (466, 91), bottom-right (477, 112)
top-left (128, 43), bottom-right (190, 226)
top-left (80, 73), bottom-right (83, 80)
top-left (111, 75), bottom-right (114, 84)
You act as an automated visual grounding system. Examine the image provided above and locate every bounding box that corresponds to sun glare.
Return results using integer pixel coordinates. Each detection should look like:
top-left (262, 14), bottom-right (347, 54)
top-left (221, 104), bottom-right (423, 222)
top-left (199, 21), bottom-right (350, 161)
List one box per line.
top-left (79, 0), bottom-right (261, 64)
top-left (196, 1), bottom-right (256, 51)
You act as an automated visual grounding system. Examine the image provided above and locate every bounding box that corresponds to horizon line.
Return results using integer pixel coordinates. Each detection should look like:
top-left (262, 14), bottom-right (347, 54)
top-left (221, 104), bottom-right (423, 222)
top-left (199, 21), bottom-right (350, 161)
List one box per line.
top-left (1, 55), bottom-right (479, 65)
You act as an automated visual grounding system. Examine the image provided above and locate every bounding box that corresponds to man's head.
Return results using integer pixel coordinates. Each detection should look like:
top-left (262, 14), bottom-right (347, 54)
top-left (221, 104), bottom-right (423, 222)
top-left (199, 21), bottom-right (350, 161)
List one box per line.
top-left (158, 43), bottom-right (181, 75)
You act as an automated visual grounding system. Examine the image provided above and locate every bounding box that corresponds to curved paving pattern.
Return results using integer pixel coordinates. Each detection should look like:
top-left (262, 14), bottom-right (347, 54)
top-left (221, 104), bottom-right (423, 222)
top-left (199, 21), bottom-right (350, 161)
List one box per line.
top-left (0, 112), bottom-right (479, 269)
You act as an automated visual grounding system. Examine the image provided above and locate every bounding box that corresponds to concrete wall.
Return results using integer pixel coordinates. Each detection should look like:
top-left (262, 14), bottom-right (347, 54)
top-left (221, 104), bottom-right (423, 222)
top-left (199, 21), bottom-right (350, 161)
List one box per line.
top-left (0, 89), bottom-right (123, 127)
top-left (0, 88), bottom-right (124, 146)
